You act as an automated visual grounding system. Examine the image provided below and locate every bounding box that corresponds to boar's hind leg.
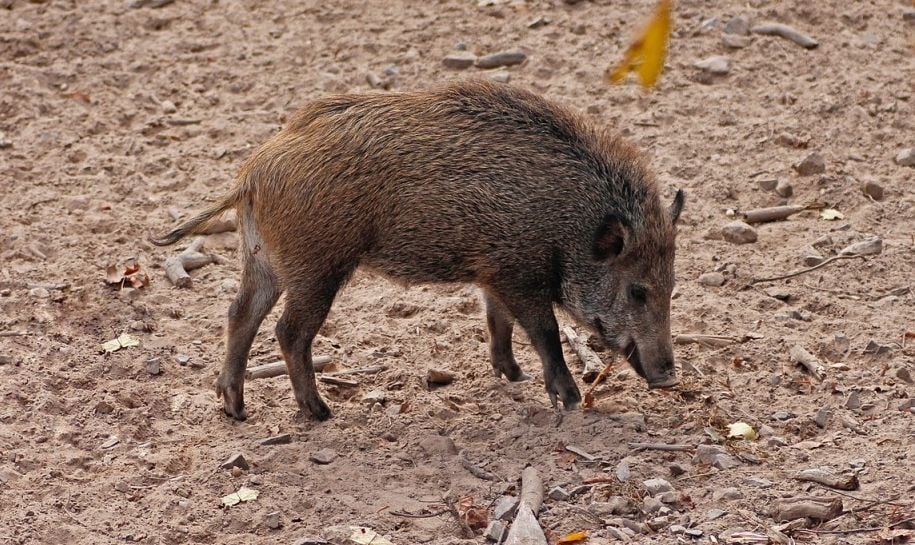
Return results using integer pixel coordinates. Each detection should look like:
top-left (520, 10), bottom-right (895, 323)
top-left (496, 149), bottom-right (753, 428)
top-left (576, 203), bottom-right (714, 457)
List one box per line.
top-left (274, 271), bottom-right (348, 421)
top-left (217, 256), bottom-right (281, 421)
top-left (494, 290), bottom-right (581, 410)
top-left (484, 292), bottom-right (530, 382)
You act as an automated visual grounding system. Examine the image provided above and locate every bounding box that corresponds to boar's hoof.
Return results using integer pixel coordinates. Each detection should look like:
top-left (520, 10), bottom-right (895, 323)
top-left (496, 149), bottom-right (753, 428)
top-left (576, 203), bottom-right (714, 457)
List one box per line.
top-left (216, 380), bottom-right (248, 420)
top-left (648, 376), bottom-right (680, 389)
top-left (298, 397), bottom-right (332, 422)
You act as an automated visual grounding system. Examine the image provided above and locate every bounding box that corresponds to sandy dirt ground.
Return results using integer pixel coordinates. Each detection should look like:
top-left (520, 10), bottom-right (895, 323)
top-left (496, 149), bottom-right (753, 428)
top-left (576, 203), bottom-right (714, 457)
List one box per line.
top-left (1, 1), bottom-right (914, 544)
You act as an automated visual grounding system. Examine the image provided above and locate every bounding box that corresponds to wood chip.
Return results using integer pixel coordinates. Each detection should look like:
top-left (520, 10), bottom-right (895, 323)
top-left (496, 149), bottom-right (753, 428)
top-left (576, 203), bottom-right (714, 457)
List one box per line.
top-left (789, 345), bottom-right (826, 381)
top-left (563, 326), bottom-right (605, 383)
top-left (774, 496), bottom-right (842, 522)
top-left (245, 356), bottom-right (331, 380)
top-left (751, 22), bottom-right (818, 49)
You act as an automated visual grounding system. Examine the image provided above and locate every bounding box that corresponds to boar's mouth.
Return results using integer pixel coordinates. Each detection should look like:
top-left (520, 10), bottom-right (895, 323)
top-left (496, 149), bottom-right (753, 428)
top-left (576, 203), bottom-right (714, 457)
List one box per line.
top-left (623, 340), bottom-right (647, 380)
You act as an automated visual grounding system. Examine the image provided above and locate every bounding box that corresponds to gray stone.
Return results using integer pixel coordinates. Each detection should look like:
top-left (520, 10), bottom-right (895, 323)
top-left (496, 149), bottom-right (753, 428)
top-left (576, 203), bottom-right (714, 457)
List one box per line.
top-left (642, 495), bottom-right (664, 514)
top-left (861, 179), bottom-right (884, 200)
top-left (161, 100), bottom-right (177, 114)
top-left (845, 391), bottom-right (862, 410)
top-left (758, 178), bottom-right (778, 191)
top-left (175, 354), bottom-right (190, 366)
top-left (265, 511), bottom-right (281, 530)
top-left (771, 411), bottom-right (794, 421)
top-left (29, 287), bottom-right (49, 299)
top-left (814, 406), bottom-right (829, 428)
top-left (484, 521), bottom-right (506, 542)
top-left (489, 70), bottom-right (511, 84)
top-left (476, 51), bottom-right (526, 69)
top-left (494, 495), bottom-right (519, 521)
top-left (258, 433), bottom-right (292, 446)
top-left (713, 454), bottom-right (741, 470)
top-left (840, 237), bottom-right (882, 256)
top-left (724, 15), bottom-right (751, 35)
top-left (616, 460), bottom-right (631, 482)
top-left (419, 434), bottom-right (458, 457)
top-left (722, 221), bottom-right (757, 244)
top-left (589, 497), bottom-right (632, 516)
top-left (794, 152), bottom-right (826, 175)
top-left (768, 436), bottom-right (788, 447)
top-left (698, 272), bottom-right (726, 287)
top-left (146, 357), bottom-right (161, 375)
top-left (642, 478), bottom-right (674, 496)
top-left (548, 486), bottom-right (570, 501)
top-left (712, 487), bottom-right (744, 502)
top-left (775, 179), bottom-right (794, 198)
top-left (722, 34), bottom-right (750, 48)
top-left (442, 53), bottom-right (477, 70)
top-left (221, 453), bottom-right (249, 471)
top-left (361, 389), bottom-right (387, 404)
top-left (659, 491), bottom-right (679, 504)
top-left (894, 367), bottom-right (913, 384)
top-left (693, 444), bottom-right (726, 465)
top-left (669, 463), bottom-right (688, 477)
top-left (706, 509), bottom-right (727, 521)
top-left (685, 528), bottom-right (704, 538)
top-left (895, 148), bottom-right (915, 167)
top-left (670, 524), bottom-right (687, 534)
top-left (309, 448), bottom-right (337, 465)
top-left (606, 526), bottom-right (629, 541)
top-left (694, 55), bottom-right (731, 75)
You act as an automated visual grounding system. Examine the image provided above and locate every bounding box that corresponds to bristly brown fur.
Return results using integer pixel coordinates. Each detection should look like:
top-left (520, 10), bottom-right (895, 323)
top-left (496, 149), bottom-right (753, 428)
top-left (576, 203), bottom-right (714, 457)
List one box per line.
top-left (153, 79), bottom-right (683, 421)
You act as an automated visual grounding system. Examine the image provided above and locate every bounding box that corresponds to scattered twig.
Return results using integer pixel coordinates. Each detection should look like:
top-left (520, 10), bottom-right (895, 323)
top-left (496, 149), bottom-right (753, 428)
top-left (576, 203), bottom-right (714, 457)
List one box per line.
top-left (751, 22), bottom-right (818, 49)
top-left (629, 442), bottom-right (694, 452)
top-left (164, 237), bottom-right (223, 288)
top-left (565, 445), bottom-right (597, 461)
top-left (0, 330), bottom-right (29, 337)
top-left (741, 204), bottom-right (807, 224)
top-left (795, 516), bottom-right (915, 535)
top-left (389, 507), bottom-right (450, 519)
top-left (815, 488), bottom-right (906, 509)
top-left (582, 358), bottom-right (615, 409)
top-left (246, 356), bottom-right (332, 380)
top-left (324, 365), bottom-right (387, 377)
top-left (460, 451), bottom-right (499, 481)
top-left (789, 345), bottom-right (826, 381)
top-left (317, 376), bottom-right (359, 387)
top-left (27, 282), bottom-right (70, 290)
top-left (795, 468), bottom-right (859, 491)
top-left (751, 255), bottom-right (864, 284)
top-left (674, 334), bottom-right (740, 347)
top-left (675, 471), bottom-right (718, 482)
top-left (563, 326), bottom-right (605, 383)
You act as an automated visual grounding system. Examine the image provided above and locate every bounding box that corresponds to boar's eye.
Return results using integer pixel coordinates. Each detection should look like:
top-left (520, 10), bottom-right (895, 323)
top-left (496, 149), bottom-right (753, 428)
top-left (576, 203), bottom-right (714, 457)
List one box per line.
top-left (629, 284), bottom-right (648, 304)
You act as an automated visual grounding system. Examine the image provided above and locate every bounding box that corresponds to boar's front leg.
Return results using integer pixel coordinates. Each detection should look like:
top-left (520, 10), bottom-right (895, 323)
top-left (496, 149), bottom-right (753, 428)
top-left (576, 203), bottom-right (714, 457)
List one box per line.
top-left (493, 290), bottom-right (581, 410)
top-left (484, 292), bottom-right (531, 382)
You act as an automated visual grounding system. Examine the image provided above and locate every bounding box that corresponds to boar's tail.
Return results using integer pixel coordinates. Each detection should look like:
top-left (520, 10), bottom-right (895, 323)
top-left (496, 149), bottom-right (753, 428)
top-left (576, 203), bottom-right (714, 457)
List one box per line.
top-left (148, 179), bottom-right (249, 246)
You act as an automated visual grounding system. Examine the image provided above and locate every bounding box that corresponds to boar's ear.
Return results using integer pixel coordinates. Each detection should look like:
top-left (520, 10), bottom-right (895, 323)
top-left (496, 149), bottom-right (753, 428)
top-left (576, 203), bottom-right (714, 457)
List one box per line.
top-left (669, 189), bottom-right (685, 225)
top-left (593, 214), bottom-right (629, 261)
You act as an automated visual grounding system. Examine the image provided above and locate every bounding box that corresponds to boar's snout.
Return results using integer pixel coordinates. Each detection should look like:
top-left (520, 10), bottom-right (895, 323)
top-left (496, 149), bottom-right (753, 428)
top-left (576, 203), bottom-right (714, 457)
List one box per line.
top-left (623, 339), bottom-right (678, 389)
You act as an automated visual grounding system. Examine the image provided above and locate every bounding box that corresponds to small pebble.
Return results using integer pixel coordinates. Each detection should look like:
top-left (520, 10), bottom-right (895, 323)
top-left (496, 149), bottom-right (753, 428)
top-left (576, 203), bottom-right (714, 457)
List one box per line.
top-left (418, 434), bottom-right (458, 457)
top-left (643, 478), bottom-right (674, 496)
top-left (426, 368), bottom-right (454, 386)
top-left (707, 509), bottom-right (727, 521)
top-left (845, 392), bottom-right (862, 410)
top-left (698, 272), bottom-right (726, 287)
top-left (175, 354), bottom-right (190, 366)
top-left (723, 15), bottom-right (750, 35)
top-left (722, 34), bottom-right (750, 48)
top-left (146, 357), bottom-right (161, 375)
top-left (814, 406), bottom-right (829, 428)
top-left (840, 237), bottom-right (882, 256)
top-left (642, 495), bottom-right (664, 514)
top-left (484, 520), bottom-right (506, 542)
top-left (361, 389), bottom-right (387, 404)
top-left (616, 460), bottom-right (631, 482)
top-left (489, 70), bottom-right (511, 83)
top-left (775, 179), bottom-right (794, 198)
top-left (161, 100), bottom-right (177, 114)
top-left (694, 55), bottom-right (731, 75)
top-left (442, 53), bottom-right (477, 70)
top-left (668, 463), bottom-right (688, 477)
top-left (794, 152), bottom-right (826, 175)
top-left (712, 487), bottom-right (744, 502)
top-left (757, 178), bottom-right (778, 191)
top-left (721, 221), bottom-right (757, 244)
top-left (310, 448), bottom-right (337, 464)
top-left (265, 511), bottom-right (281, 530)
top-left (258, 433), bottom-right (292, 446)
top-left (221, 453), bottom-right (249, 470)
top-left (895, 148), bottom-right (915, 167)
top-left (494, 495), bottom-right (519, 521)
top-left (894, 367), bottom-right (913, 384)
top-left (861, 179), bottom-right (884, 200)
top-left (29, 287), bottom-right (50, 299)
top-left (548, 486), bottom-right (570, 501)
top-left (475, 51), bottom-right (526, 69)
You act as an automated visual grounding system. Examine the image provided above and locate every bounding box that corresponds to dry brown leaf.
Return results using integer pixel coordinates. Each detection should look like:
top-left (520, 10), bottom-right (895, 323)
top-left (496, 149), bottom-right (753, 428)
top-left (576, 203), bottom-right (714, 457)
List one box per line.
top-left (456, 495), bottom-right (488, 531)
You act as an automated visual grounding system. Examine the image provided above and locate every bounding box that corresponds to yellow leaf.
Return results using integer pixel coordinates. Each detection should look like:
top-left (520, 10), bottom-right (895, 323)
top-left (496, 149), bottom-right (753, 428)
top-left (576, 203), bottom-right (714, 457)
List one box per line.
top-left (607, 0), bottom-right (672, 88)
top-left (557, 530), bottom-right (589, 544)
top-left (820, 208), bottom-right (844, 221)
top-left (221, 487), bottom-right (259, 507)
top-left (727, 422), bottom-right (757, 440)
top-left (102, 333), bottom-right (140, 353)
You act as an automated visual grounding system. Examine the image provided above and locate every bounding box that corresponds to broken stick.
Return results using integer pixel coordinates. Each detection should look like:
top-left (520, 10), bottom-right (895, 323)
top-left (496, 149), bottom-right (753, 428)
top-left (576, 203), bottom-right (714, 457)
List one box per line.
top-left (742, 205), bottom-right (807, 224)
top-left (751, 22), bottom-right (818, 49)
top-left (164, 237), bottom-right (222, 288)
top-left (789, 345), bottom-right (826, 381)
top-left (246, 356), bottom-right (332, 380)
top-left (563, 326), bottom-right (604, 383)
top-left (519, 466), bottom-right (544, 515)
top-left (774, 496), bottom-right (842, 522)
top-left (674, 334), bottom-right (740, 347)
top-left (795, 468), bottom-right (859, 491)
top-left (629, 442), bottom-right (694, 452)
top-left (751, 254), bottom-right (864, 284)
top-left (504, 466), bottom-right (547, 545)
